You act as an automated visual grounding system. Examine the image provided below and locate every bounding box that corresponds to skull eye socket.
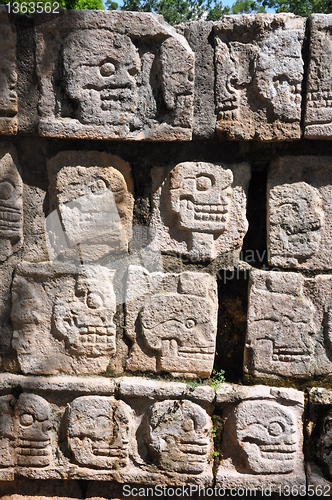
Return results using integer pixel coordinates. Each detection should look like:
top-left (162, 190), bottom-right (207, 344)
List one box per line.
top-left (88, 179), bottom-right (107, 195)
top-left (183, 419), bottom-right (195, 432)
top-left (87, 292), bottom-right (104, 309)
top-left (268, 421), bottom-right (284, 436)
top-left (20, 413), bottom-right (34, 427)
top-left (185, 319), bottom-right (196, 329)
top-left (196, 175), bottom-right (214, 192)
top-left (0, 181), bottom-right (14, 201)
top-left (100, 62), bottom-right (116, 77)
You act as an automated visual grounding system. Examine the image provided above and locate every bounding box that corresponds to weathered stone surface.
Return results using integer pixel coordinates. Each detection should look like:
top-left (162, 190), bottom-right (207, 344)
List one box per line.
top-left (46, 151), bottom-right (134, 262)
top-left (244, 270), bottom-right (332, 380)
top-left (0, 7), bottom-right (17, 135)
top-left (305, 15), bottom-right (332, 138)
top-left (150, 161), bottom-right (250, 261)
top-left (35, 11), bottom-right (194, 141)
top-left (267, 156), bottom-right (332, 270)
top-left (11, 262), bottom-right (118, 375)
top-left (216, 385), bottom-right (305, 491)
top-left (125, 266), bottom-right (218, 377)
top-left (214, 14), bottom-right (304, 141)
top-left (0, 146), bottom-right (23, 262)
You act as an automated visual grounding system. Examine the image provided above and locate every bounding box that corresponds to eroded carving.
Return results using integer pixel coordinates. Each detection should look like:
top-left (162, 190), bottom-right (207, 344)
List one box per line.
top-left (214, 15), bottom-right (304, 140)
top-left (318, 410), bottom-right (332, 481)
top-left (0, 151), bottom-right (23, 261)
top-left (151, 161), bottom-right (250, 260)
top-left (0, 7), bottom-right (17, 135)
top-left (36, 11), bottom-right (194, 140)
top-left (67, 396), bottom-right (132, 469)
top-left (147, 400), bottom-right (212, 474)
top-left (0, 395), bottom-right (15, 467)
top-left (126, 266), bottom-right (218, 377)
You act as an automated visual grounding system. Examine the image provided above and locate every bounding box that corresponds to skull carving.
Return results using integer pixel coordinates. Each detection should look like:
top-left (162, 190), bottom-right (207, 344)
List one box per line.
top-left (0, 153), bottom-right (23, 262)
top-left (63, 29), bottom-right (140, 127)
top-left (269, 182), bottom-right (323, 261)
top-left (147, 400), bottom-right (212, 474)
top-left (140, 293), bottom-right (216, 375)
top-left (53, 266), bottom-right (117, 357)
top-left (67, 396), bottom-right (132, 469)
top-left (170, 162), bottom-right (233, 233)
top-left (235, 400), bottom-right (297, 474)
top-left (0, 395), bottom-right (15, 467)
top-left (15, 394), bottom-right (52, 467)
top-left (318, 410), bottom-right (332, 480)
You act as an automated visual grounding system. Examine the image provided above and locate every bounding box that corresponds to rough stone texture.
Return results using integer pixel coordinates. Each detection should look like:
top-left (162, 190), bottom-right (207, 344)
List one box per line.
top-left (305, 15), bottom-right (332, 139)
top-left (150, 161), bottom-right (250, 261)
top-left (0, 146), bottom-right (23, 262)
top-left (125, 266), bottom-right (218, 377)
top-left (11, 262), bottom-right (119, 375)
top-left (267, 156), bottom-right (332, 270)
top-left (0, 375), bottom-right (213, 485)
top-left (244, 270), bottom-right (332, 380)
top-left (47, 151), bottom-right (134, 262)
top-left (216, 385), bottom-right (305, 492)
top-left (0, 7), bottom-right (17, 136)
top-left (35, 11), bottom-right (194, 141)
top-left (214, 15), bottom-right (305, 141)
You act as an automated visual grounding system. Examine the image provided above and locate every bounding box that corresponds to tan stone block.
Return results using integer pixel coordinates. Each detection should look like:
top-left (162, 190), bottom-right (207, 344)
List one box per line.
top-left (35, 11), bottom-right (194, 141)
top-left (305, 15), bottom-right (332, 138)
top-left (267, 156), bottom-right (332, 270)
top-left (214, 14), bottom-right (304, 141)
top-left (150, 161), bottom-right (250, 261)
top-left (125, 266), bottom-right (218, 377)
top-left (0, 7), bottom-right (17, 136)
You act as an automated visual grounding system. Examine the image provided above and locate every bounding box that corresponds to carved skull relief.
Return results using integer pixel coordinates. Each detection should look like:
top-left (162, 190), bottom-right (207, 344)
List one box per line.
top-left (15, 394), bottom-right (52, 467)
top-left (0, 152), bottom-right (23, 261)
top-left (235, 400), bottom-right (297, 474)
top-left (67, 396), bottom-right (132, 469)
top-left (0, 395), bottom-right (15, 467)
top-left (170, 162), bottom-right (233, 233)
top-left (318, 410), bottom-right (332, 480)
top-left (63, 29), bottom-right (140, 127)
top-left (269, 182), bottom-right (323, 261)
top-left (53, 266), bottom-right (117, 357)
top-left (148, 400), bottom-right (212, 474)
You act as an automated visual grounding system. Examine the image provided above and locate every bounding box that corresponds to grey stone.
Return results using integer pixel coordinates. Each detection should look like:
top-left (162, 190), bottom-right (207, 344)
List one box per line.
top-left (216, 385), bottom-right (305, 491)
top-left (214, 14), bottom-right (304, 141)
top-left (150, 161), bottom-right (250, 261)
top-left (305, 15), bottom-right (332, 138)
top-left (125, 266), bottom-right (218, 377)
top-left (267, 156), bottom-right (332, 270)
top-left (35, 11), bottom-right (194, 141)
top-left (0, 7), bottom-right (17, 135)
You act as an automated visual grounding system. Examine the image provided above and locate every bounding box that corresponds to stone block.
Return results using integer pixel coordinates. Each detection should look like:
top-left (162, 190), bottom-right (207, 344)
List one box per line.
top-left (244, 270), bottom-right (332, 380)
top-left (35, 11), bottom-right (194, 141)
top-left (0, 7), bottom-right (17, 135)
top-left (216, 385), bottom-right (305, 492)
top-left (0, 375), bottom-right (213, 485)
top-left (11, 262), bottom-right (119, 375)
top-left (214, 14), bottom-right (305, 141)
top-left (150, 161), bottom-right (250, 261)
top-left (0, 146), bottom-right (23, 262)
top-left (125, 266), bottom-right (218, 377)
top-left (267, 156), bottom-right (332, 270)
top-left (305, 15), bottom-right (332, 138)
top-left (46, 151), bottom-right (134, 262)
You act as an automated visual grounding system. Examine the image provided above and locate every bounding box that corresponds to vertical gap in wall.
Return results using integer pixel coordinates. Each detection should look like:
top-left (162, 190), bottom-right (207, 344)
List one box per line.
top-left (215, 271), bottom-right (249, 383)
top-left (242, 169), bottom-right (268, 269)
top-left (301, 16), bottom-right (311, 136)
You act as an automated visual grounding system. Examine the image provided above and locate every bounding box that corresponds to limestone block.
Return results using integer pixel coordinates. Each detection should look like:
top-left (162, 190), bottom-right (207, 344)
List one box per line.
top-left (46, 151), bottom-right (134, 262)
top-left (0, 146), bottom-right (23, 262)
top-left (150, 161), bottom-right (250, 261)
top-left (305, 15), bottom-right (332, 138)
top-left (0, 7), bottom-right (17, 135)
top-left (267, 156), bottom-right (332, 270)
top-left (216, 385), bottom-right (305, 492)
top-left (214, 15), bottom-right (304, 141)
top-left (125, 266), bottom-right (218, 377)
top-left (11, 262), bottom-right (118, 375)
top-left (244, 270), bottom-right (332, 380)
top-left (35, 11), bottom-right (194, 141)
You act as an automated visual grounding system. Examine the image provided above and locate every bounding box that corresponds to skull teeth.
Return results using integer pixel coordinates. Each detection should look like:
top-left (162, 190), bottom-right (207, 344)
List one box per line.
top-left (79, 334), bottom-right (115, 345)
top-left (78, 326), bottom-right (115, 335)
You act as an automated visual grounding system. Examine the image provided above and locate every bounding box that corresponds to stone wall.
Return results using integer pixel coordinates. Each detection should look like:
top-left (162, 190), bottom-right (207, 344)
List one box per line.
top-left (1, 7), bottom-right (332, 498)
